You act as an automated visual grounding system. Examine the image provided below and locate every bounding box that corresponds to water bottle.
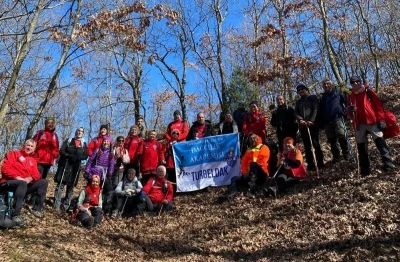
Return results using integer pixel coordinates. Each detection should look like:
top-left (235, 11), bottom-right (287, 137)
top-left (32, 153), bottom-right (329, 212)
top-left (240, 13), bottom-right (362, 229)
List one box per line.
top-left (0, 195), bottom-right (6, 221)
top-left (7, 191), bottom-right (13, 217)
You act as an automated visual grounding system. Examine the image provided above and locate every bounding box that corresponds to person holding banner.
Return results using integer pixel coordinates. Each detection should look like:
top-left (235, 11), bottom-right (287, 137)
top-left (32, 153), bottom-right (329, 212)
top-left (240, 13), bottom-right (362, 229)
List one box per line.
top-left (220, 133), bottom-right (270, 199)
top-left (164, 129), bottom-right (180, 193)
top-left (186, 112), bottom-right (216, 141)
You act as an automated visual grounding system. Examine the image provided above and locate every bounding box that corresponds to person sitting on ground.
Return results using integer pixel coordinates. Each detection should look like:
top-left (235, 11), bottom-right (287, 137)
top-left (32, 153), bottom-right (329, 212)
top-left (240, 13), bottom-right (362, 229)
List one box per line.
top-left (138, 166), bottom-right (173, 215)
top-left (0, 139), bottom-right (49, 226)
top-left (220, 133), bottom-right (270, 200)
top-left (77, 175), bottom-right (103, 228)
top-left (266, 137), bottom-right (307, 197)
top-left (112, 168), bottom-right (143, 218)
top-left (54, 127), bottom-right (88, 212)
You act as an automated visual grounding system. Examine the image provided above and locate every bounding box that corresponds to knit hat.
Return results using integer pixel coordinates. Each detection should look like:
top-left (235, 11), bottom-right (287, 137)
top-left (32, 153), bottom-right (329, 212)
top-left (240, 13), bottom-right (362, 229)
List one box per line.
top-left (173, 110), bottom-right (181, 116)
top-left (99, 124), bottom-right (108, 131)
top-left (102, 135), bottom-right (112, 143)
top-left (283, 137), bottom-right (294, 145)
top-left (249, 101), bottom-right (258, 107)
top-left (349, 76), bottom-right (361, 84)
top-left (296, 84), bottom-right (308, 92)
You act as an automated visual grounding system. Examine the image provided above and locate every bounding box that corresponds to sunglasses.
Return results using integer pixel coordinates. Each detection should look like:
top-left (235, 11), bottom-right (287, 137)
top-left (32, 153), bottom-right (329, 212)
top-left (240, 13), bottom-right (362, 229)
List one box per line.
top-left (350, 81), bottom-right (360, 85)
top-left (172, 132), bottom-right (179, 135)
top-left (117, 140), bottom-right (124, 142)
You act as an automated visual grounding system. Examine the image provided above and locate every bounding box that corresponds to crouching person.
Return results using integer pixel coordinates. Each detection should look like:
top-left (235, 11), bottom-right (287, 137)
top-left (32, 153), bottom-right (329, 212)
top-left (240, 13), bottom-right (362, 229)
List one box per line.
top-left (0, 139), bottom-right (48, 226)
top-left (220, 133), bottom-right (270, 200)
top-left (111, 168), bottom-right (143, 218)
top-left (267, 137), bottom-right (307, 197)
top-left (77, 175), bottom-right (103, 228)
top-left (138, 166), bottom-right (173, 215)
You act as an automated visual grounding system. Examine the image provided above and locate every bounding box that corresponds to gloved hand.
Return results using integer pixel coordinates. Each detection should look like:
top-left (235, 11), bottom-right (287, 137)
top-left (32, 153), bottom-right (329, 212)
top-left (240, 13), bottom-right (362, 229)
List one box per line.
top-left (160, 160), bottom-right (166, 165)
top-left (348, 105), bottom-right (357, 113)
top-left (377, 122), bottom-right (387, 131)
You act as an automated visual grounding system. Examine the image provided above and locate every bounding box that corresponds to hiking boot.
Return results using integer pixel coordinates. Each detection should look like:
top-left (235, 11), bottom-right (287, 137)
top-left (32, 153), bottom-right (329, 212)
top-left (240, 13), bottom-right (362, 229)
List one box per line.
top-left (267, 186), bottom-right (278, 198)
top-left (245, 190), bottom-right (255, 199)
top-left (29, 209), bottom-right (43, 219)
top-left (12, 216), bottom-right (26, 227)
top-left (383, 163), bottom-right (395, 172)
top-left (262, 187), bottom-right (270, 197)
top-left (111, 210), bottom-right (118, 219)
top-left (83, 216), bottom-right (94, 228)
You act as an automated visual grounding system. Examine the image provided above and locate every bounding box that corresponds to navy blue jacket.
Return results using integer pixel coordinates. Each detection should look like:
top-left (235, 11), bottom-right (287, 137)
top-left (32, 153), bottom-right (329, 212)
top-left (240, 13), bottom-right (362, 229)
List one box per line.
top-left (319, 88), bottom-right (347, 125)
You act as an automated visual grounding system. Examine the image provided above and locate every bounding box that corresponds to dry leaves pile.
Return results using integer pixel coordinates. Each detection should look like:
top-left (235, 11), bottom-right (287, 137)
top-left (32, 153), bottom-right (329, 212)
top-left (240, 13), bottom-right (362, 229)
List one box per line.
top-left (0, 87), bottom-right (399, 262)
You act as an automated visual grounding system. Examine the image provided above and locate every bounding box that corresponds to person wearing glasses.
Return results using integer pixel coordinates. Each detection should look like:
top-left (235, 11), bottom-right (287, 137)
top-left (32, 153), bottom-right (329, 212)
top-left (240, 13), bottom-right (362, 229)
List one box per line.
top-left (54, 127), bottom-right (88, 212)
top-left (347, 76), bottom-right (395, 177)
top-left (318, 79), bottom-right (351, 163)
top-left (295, 84), bottom-right (324, 171)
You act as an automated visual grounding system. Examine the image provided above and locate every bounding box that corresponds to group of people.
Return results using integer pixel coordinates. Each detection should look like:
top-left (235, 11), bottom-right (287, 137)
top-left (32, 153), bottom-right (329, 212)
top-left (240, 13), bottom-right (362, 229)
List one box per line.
top-left (0, 76), bottom-right (397, 228)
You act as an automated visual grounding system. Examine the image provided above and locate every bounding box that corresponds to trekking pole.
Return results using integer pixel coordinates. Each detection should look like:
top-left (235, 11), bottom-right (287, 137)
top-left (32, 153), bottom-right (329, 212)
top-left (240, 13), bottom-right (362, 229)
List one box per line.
top-left (306, 125), bottom-right (319, 176)
top-left (68, 165), bottom-right (82, 208)
top-left (350, 112), bottom-right (360, 177)
top-left (265, 163), bottom-right (283, 188)
top-left (57, 159), bottom-right (69, 192)
top-left (158, 185), bottom-right (170, 216)
top-left (117, 195), bottom-right (129, 219)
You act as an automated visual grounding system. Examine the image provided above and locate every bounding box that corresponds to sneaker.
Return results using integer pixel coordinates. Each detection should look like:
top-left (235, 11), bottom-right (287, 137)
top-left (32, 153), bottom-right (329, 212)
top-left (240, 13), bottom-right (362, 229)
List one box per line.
top-left (29, 209), bottom-right (43, 218)
top-left (12, 216), bottom-right (26, 227)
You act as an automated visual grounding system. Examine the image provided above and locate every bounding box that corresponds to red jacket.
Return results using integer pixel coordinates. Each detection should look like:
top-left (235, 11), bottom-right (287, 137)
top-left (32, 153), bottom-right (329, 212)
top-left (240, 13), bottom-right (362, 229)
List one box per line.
top-left (87, 135), bottom-right (107, 157)
top-left (1, 149), bottom-right (41, 183)
top-left (347, 88), bottom-right (385, 126)
top-left (142, 177), bottom-right (173, 204)
top-left (277, 148), bottom-right (306, 178)
top-left (140, 139), bottom-right (165, 175)
top-left (243, 111), bottom-right (266, 141)
top-left (164, 139), bottom-right (178, 169)
top-left (124, 135), bottom-right (143, 164)
top-left (164, 119), bottom-right (189, 142)
top-left (33, 128), bottom-right (59, 165)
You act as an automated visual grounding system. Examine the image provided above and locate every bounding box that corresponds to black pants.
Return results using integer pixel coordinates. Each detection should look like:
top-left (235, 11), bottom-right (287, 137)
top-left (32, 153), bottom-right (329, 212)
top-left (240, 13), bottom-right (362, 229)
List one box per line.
top-left (38, 164), bottom-right (52, 179)
top-left (114, 194), bottom-right (140, 214)
top-left (227, 162), bottom-right (268, 193)
top-left (276, 174), bottom-right (299, 192)
top-left (78, 206), bottom-right (102, 226)
top-left (1, 179), bottom-right (48, 216)
top-left (300, 126), bottom-right (324, 168)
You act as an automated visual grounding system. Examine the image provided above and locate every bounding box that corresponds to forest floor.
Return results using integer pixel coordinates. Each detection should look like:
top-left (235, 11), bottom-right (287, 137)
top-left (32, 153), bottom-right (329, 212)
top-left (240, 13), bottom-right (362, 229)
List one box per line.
top-left (0, 87), bottom-right (399, 262)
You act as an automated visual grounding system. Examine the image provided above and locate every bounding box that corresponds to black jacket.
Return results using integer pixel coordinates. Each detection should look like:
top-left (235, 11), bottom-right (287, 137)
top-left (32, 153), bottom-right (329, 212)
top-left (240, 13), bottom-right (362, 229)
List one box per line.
top-left (319, 88), bottom-right (347, 125)
top-left (270, 104), bottom-right (298, 135)
top-left (186, 120), bottom-right (216, 141)
top-left (295, 94), bottom-right (319, 123)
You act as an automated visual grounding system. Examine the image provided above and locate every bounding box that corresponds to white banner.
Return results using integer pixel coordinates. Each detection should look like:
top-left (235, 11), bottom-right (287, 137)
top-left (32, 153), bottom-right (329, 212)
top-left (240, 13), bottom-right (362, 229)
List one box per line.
top-left (173, 133), bottom-right (240, 192)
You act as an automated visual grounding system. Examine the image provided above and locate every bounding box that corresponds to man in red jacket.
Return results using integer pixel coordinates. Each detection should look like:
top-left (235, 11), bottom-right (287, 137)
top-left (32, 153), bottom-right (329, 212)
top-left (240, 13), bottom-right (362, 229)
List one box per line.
top-left (33, 117), bottom-right (60, 179)
top-left (140, 130), bottom-right (165, 185)
top-left (164, 110), bottom-right (189, 142)
top-left (347, 76), bottom-right (395, 177)
top-left (1, 139), bottom-right (49, 226)
top-left (139, 165), bottom-right (173, 215)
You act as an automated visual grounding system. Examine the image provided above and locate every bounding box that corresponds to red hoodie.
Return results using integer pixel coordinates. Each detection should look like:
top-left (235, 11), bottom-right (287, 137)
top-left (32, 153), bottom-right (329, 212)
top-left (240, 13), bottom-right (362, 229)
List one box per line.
top-left (243, 111), bottom-right (266, 141)
top-left (1, 149), bottom-right (41, 183)
top-left (124, 135), bottom-right (143, 165)
top-left (140, 139), bottom-right (165, 175)
top-left (347, 88), bottom-right (385, 126)
top-left (33, 128), bottom-right (60, 165)
top-left (142, 177), bottom-right (173, 204)
top-left (164, 119), bottom-right (189, 142)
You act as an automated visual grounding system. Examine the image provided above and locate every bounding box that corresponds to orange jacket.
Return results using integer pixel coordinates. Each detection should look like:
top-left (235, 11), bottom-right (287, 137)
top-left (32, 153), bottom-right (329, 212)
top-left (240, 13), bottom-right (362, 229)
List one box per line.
top-left (241, 136), bottom-right (270, 176)
top-left (277, 148), bottom-right (306, 178)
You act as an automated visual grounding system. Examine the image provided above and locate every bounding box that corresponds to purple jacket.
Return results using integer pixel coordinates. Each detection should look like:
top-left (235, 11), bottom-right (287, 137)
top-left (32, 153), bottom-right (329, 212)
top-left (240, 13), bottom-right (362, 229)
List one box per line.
top-left (85, 147), bottom-right (115, 180)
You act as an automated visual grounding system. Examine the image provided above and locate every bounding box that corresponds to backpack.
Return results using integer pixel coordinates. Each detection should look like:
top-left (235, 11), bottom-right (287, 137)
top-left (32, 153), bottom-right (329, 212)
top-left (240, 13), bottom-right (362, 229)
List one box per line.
top-left (366, 89), bottom-right (400, 139)
top-left (151, 177), bottom-right (168, 193)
